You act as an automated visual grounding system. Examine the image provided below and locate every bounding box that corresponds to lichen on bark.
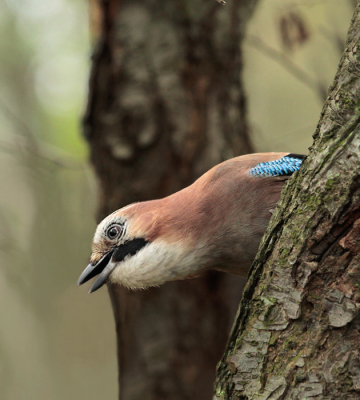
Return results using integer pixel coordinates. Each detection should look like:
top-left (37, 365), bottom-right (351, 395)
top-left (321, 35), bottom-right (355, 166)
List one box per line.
top-left (215, 4), bottom-right (360, 400)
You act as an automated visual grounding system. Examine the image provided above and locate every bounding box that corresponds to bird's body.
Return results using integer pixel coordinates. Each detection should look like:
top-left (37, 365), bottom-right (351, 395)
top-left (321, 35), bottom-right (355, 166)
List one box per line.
top-left (78, 152), bottom-right (305, 292)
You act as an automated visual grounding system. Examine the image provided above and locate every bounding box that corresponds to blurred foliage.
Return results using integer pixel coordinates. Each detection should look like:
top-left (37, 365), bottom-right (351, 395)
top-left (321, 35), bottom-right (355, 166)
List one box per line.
top-left (0, 0), bottom-right (355, 399)
top-left (245, 0), bottom-right (354, 154)
top-left (0, 0), bottom-right (117, 399)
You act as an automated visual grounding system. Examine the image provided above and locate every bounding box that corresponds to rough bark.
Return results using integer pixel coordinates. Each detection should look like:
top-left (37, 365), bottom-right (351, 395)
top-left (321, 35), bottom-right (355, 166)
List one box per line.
top-left (215, 5), bottom-right (360, 399)
top-left (84, 0), bottom-right (258, 399)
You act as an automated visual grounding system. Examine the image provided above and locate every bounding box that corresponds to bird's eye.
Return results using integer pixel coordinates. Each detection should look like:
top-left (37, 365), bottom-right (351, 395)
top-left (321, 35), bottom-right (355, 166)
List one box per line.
top-left (106, 225), bottom-right (122, 240)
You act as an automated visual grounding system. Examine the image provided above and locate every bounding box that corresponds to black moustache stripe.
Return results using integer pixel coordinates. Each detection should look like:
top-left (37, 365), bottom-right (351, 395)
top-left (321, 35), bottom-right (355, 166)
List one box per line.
top-left (113, 238), bottom-right (149, 263)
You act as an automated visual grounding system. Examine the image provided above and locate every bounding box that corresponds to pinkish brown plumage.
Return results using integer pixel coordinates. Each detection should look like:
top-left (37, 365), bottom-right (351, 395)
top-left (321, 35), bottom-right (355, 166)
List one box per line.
top-left (78, 152), bottom-right (305, 292)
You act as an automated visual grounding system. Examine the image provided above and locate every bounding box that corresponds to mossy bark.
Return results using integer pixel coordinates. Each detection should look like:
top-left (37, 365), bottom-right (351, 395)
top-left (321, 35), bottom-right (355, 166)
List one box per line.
top-left (215, 5), bottom-right (360, 400)
top-left (84, 0), bottom-right (258, 398)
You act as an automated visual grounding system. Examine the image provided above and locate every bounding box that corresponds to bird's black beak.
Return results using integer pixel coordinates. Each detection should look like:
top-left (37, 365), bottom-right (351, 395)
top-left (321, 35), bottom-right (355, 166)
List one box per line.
top-left (77, 251), bottom-right (114, 293)
top-left (78, 238), bottom-right (149, 293)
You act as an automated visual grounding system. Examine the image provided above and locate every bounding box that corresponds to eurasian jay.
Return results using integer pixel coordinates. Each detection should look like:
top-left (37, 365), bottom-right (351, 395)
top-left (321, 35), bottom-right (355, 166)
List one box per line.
top-left (78, 152), bottom-right (305, 292)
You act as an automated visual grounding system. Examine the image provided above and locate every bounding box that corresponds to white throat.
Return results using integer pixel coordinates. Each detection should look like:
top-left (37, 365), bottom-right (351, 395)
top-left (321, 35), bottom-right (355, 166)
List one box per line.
top-left (108, 240), bottom-right (200, 289)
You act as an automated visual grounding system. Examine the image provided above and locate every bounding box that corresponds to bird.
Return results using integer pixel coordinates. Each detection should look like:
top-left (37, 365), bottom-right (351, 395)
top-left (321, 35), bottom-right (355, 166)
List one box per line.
top-left (78, 152), bottom-right (305, 292)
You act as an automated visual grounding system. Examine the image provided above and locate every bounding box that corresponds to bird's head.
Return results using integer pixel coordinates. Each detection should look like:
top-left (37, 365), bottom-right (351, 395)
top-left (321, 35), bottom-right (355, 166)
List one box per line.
top-left (77, 200), bottom-right (201, 292)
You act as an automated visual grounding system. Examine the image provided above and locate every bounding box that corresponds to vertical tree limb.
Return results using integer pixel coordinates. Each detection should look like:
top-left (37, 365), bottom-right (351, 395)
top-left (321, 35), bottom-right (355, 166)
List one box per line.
top-left (215, 4), bottom-right (360, 399)
top-left (84, 0), bottom-right (258, 398)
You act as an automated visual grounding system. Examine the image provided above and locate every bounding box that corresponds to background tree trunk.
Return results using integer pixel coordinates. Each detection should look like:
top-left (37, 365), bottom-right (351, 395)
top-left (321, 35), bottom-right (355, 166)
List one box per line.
top-left (215, 4), bottom-right (360, 399)
top-left (84, 0), bottom-right (258, 398)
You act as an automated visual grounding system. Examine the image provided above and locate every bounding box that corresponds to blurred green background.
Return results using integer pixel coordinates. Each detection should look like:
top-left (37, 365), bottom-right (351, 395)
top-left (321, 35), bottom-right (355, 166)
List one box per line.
top-left (0, 0), bottom-right (354, 399)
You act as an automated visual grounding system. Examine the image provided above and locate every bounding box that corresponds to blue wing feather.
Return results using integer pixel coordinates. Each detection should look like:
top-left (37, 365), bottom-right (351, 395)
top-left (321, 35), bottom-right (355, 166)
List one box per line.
top-left (248, 154), bottom-right (305, 178)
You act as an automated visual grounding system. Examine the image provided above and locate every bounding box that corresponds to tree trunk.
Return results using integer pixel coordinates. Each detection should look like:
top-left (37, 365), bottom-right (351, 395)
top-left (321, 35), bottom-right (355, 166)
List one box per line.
top-left (84, 0), bottom-right (258, 398)
top-left (215, 4), bottom-right (360, 399)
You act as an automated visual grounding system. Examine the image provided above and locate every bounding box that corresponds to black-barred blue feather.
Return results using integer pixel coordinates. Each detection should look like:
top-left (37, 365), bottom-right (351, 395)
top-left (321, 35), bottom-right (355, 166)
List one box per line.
top-left (248, 154), bottom-right (305, 177)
